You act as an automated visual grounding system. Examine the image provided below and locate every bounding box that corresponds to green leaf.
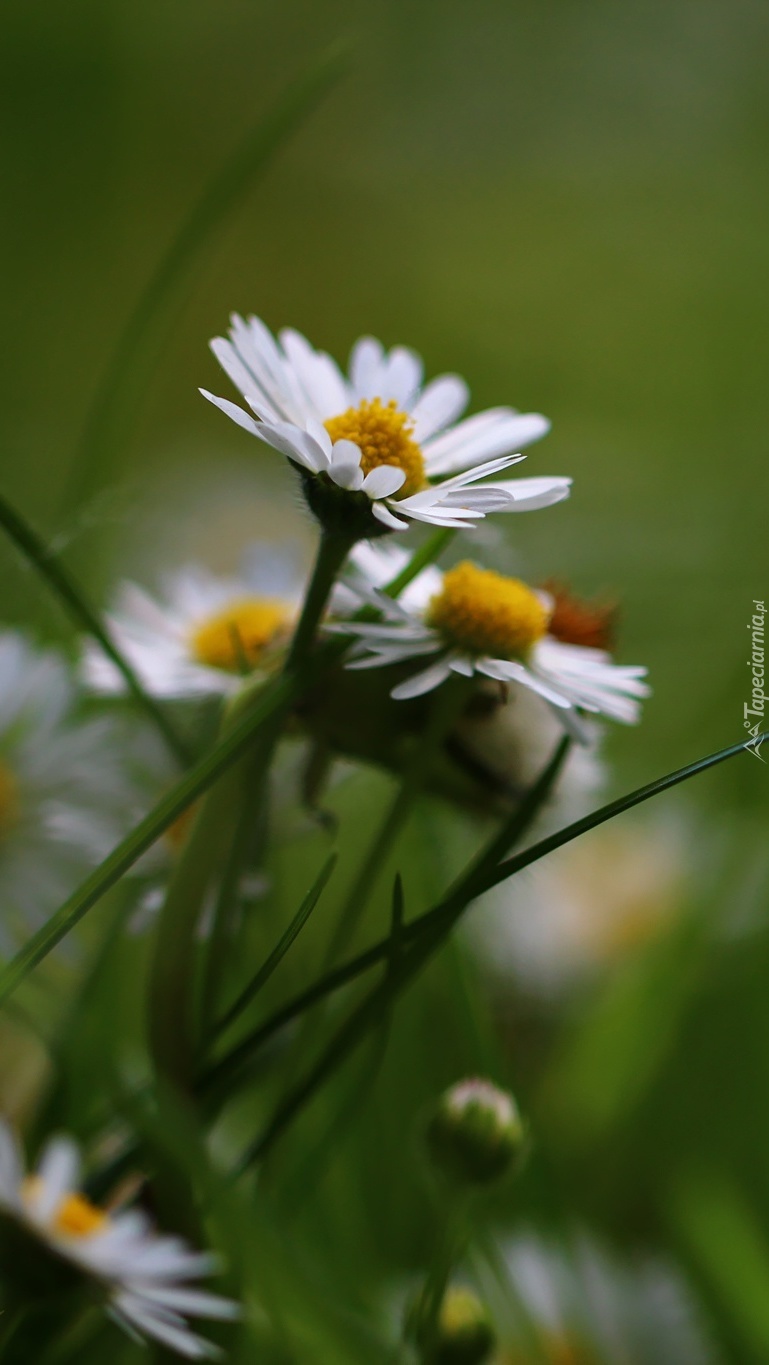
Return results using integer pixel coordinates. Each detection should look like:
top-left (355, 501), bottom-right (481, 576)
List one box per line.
top-left (214, 853), bottom-right (338, 1041)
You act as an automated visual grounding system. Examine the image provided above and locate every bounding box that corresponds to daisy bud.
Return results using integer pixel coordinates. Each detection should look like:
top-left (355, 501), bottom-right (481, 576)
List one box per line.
top-left (426, 1078), bottom-right (525, 1186)
top-left (407, 1285), bottom-right (496, 1365)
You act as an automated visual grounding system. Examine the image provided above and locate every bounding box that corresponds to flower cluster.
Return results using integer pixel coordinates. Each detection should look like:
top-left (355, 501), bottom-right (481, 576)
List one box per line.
top-left (0, 314), bottom-right (658, 1359)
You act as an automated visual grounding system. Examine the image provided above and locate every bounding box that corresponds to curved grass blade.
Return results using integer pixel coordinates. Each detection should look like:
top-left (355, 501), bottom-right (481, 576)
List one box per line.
top-left (64, 41), bottom-right (350, 512)
top-left (0, 675), bottom-right (295, 1009)
top-left (0, 491), bottom-right (192, 765)
top-left (213, 852), bottom-right (338, 1040)
top-left (229, 731), bottom-right (765, 1162)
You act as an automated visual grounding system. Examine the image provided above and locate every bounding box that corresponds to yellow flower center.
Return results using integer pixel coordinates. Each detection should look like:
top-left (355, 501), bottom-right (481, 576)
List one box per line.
top-left (0, 762), bottom-right (19, 841)
top-left (22, 1178), bottom-right (108, 1239)
top-left (427, 562), bottom-right (550, 658)
top-left (54, 1192), bottom-right (109, 1238)
top-left (190, 598), bottom-right (291, 674)
top-left (324, 398), bottom-right (426, 498)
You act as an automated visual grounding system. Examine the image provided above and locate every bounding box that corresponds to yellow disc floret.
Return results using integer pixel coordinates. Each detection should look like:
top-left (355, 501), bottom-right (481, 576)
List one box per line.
top-left (54, 1192), bottom-right (109, 1238)
top-left (0, 762), bottom-right (19, 841)
top-left (324, 398), bottom-right (426, 498)
top-left (22, 1178), bottom-right (108, 1239)
top-left (428, 562), bottom-right (550, 659)
top-left (190, 598), bottom-right (291, 674)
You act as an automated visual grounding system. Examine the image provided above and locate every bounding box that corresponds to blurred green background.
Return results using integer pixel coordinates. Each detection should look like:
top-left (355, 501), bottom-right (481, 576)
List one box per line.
top-left (2, 0), bottom-right (769, 1359)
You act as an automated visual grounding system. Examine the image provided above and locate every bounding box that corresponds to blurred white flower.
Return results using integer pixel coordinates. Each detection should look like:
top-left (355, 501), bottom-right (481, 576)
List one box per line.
top-left (202, 315), bottom-right (570, 533)
top-left (0, 1123), bottom-right (238, 1358)
top-left (0, 633), bottom-right (129, 947)
top-left (470, 813), bottom-right (690, 996)
top-left (494, 1229), bottom-right (717, 1364)
top-left (329, 547), bottom-right (649, 740)
top-left (83, 547), bottom-right (304, 698)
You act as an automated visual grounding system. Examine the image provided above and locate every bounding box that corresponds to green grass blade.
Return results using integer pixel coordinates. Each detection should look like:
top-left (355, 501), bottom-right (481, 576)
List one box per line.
top-left (0, 491), bottom-right (192, 765)
top-left (0, 675), bottom-right (294, 1007)
top-left (214, 852), bottom-right (338, 1040)
top-left (225, 732), bottom-right (766, 1158)
top-left (475, 730), bottom-right (766, 900)
top-left (64, 41), bottom-right (350, 512)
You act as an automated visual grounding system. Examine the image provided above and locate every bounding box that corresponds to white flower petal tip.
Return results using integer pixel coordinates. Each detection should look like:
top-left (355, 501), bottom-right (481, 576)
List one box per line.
top-left (329, 556), bottom-right (649, 738)
top-left (205, 314), bottom-right (562, 534)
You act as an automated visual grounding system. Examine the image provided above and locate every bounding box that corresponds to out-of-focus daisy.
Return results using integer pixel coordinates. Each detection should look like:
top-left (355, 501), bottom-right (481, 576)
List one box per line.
top-left (329, 548), bottom-right (649, 740)
top-left (491, 1229), bottom-right (718, 1364)
top-left (201, 315), bottom-right (571, 534)
top-left (0, 633), bottom-right (129, 948)
top-left (0, 1123), bottom-right (239, 1358)
top-left (83, 548), bottom-right (304, 699)
top-left (470, 812), bottom-right (690, 997)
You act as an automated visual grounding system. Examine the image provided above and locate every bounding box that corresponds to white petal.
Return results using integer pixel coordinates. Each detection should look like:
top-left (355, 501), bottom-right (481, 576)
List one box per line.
top-left (395, 504), bottom-right (485, 529)
top-left (410, 375), bottom-right (469, 441)
top-left (305, 416), bottom-right (333, 458)
top-left (448, 655), bottom-right (475, 677)
top-left (208, 340), bottom-right (282, 422)
top-left (380, 346), bottom-right (423, 407)
top-left (34, 1138), bottom-right (80, 1221)
top-left (391, 658), bottom-right (453, 700)
top-left (279, 328), bottom-right (350, 418)
top-left (491, 476), bottom-right (572, 511)
top-left (475, 657), bottom-right (573, 708)
top-left (372, 501), bottom-right (409, 531)
top-left (349, 336), bottom-right (386, 398)
top-left (361, 465), bottom-right (407, 498)
top-left (253, 421), bottom-right (326, 472)
top-left (424, 409), bottom-right (550, 477)
top-left (328, 440), bottom-right (364, 490)
top-left (136, 1286), bottom-right (239, 1320)
top-left (199, 390), bottom-right (260, 437)
top-left (112, 1295), bottom-right (217, 1359)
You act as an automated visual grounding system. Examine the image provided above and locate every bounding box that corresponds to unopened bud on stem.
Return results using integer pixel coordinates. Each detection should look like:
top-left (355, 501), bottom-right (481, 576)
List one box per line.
top-left (426, 1078), bottom-right (525, 1186)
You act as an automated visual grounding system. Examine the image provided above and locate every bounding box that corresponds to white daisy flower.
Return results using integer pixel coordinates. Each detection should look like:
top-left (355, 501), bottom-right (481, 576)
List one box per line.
top-left (0, 632), bottom-right (130, 948)
top-left (494, 1229), bottom-right (718, 1364)
top-left (0, 1122), bottom-right (239, 1358)
top-left (328, 548), bottom-right (650, 741)
top-left (83, 547), bottom-right (304, 699)
top-left (200, 315), bottom-right (571, 535)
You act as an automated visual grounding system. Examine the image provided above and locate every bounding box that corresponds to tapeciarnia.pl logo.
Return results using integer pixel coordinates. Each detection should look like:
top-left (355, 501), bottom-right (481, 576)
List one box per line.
top-left (745, 599), bottom-right (766, 761)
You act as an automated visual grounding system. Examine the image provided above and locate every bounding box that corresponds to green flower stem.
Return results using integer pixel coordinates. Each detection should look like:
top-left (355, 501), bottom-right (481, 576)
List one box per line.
top-left (418, 1194), bottom-right (472, 1357)
top-left (325, 678), bottom-right (469, 965)
top-left (148, 528), bottom-right (355, 1089)
top-left (382, 527), bottom-right (456, 598)
top-left (288, 529), bottom-right (356, 671)
top-left (0, 491), bottom-right (191, 765)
